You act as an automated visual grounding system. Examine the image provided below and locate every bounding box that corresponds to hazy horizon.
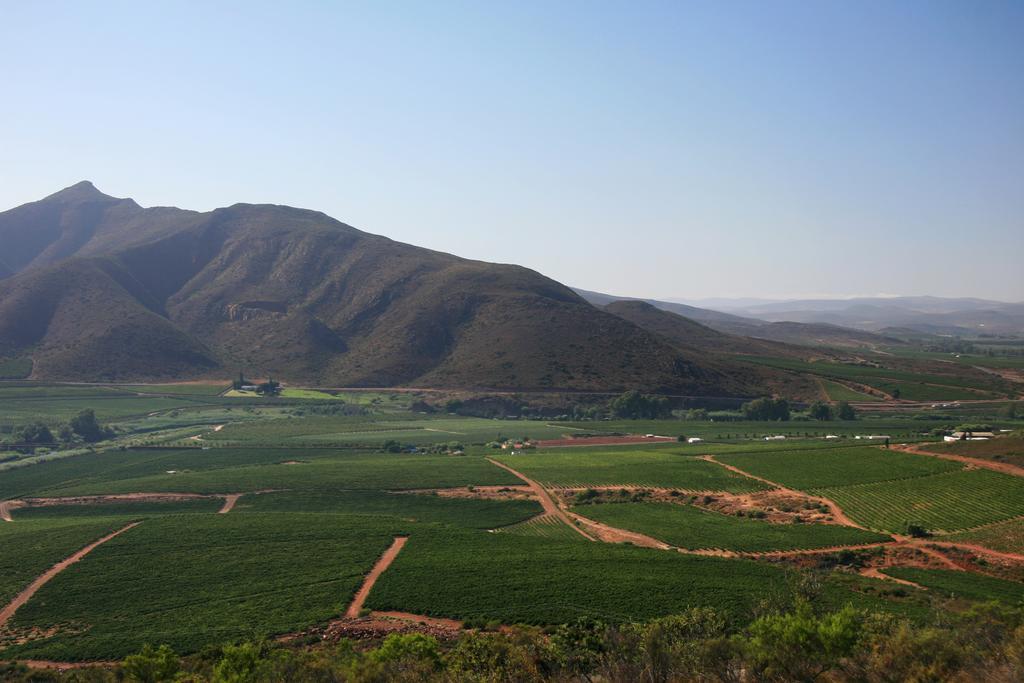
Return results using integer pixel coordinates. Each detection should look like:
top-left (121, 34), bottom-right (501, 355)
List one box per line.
top-left (3, 1), bottom-right (1022, 301)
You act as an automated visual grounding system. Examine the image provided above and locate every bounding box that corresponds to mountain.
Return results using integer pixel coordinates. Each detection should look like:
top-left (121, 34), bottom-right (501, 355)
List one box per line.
top-left (600, 301), bottom-right (821, 398)
top-left (0, 182), bottom-right (787, 395)
top-left (576, 288), bottom-right (901, 349)
top-left (573, 288), bottom-right (762, 326)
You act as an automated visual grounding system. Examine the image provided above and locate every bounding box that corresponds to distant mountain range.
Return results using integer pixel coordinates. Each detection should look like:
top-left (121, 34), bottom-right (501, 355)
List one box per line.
top-left (0, 182), bottom-right (819, 397)
top-left (672, 296), bottom-right (1024, 337)
top-left (573, 289), bottom-right (906, 348)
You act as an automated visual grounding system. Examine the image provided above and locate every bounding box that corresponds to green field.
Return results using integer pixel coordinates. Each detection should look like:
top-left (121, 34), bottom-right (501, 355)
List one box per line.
top-left (717, 446), bottom-right (960, 489)
top-left (496, 514), bottom-right (586, 541)
top-left (0, 517), bottom-right (128, 605)
top-left (367, 526), bottom-right (794, 625)
top-left (0, 448), bottom-right (350, 500)
top-left (3, 384), bottom-right (1022, 663)
top-left (820, 379), bottom-right (881, 402)
top-left (496, 449), bottom-right (767, 491)
top-left (815, 468), bottom-right (1024, 533)
top-left (206, 415), bottom-right (569, 446)
top-left (238, 490), bottom-right (541, 529)
top-left (0, 358), bottom-right (32, 379)
top-left (926, 436), bottom-right (1024, 468)
top-left (741, 356), bottom-right (1009, 399)
top-left (40, 452), bottom-right (524, 497)
top-left (946, 517), bottom-right (1024, 554)
top-left (883, 568), bottom-right (1024, 603)
top-left (2, 514), bottom-right (403, 660)
top-left (572, 502), bottom-right (890, 552)
top-left (113, 383), bottom-right (230, 396)
top-left (0, 384), bottom-right (213, 426)
top-left (13, 498), bottom-right (223, 519)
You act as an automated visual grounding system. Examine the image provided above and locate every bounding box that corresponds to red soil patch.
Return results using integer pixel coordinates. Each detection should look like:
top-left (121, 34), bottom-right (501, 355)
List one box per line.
top-left (0, 522), bottom-right (140, 629)
top-left (397, 485), bottom-right (535, 502)
top-left (701, 455), bottom-right (865, 529)
top-left (218, 494), bottom-right (242, 514)
top-left (11, 660), bottom-right (118, 671)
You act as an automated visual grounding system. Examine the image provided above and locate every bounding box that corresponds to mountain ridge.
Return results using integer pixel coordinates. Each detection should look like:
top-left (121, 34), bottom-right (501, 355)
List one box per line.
top-left (0, 182), bottom-right (806, 396)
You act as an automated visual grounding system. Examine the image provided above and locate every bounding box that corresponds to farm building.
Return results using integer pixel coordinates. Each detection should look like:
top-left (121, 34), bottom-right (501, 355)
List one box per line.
top-left (945, 431), bottom-right (996, 442)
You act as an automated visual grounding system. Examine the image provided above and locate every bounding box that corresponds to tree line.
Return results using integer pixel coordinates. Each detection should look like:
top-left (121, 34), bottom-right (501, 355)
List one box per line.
top-left (7, 599), bottom-right (1024, 682)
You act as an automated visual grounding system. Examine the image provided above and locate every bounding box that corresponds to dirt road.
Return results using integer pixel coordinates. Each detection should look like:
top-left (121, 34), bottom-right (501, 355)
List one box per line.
top-left (345, 537), bottom-right (409, 618)
top-left (0, 522), bottom-right (140, 628)
top-left (218, 494), bottom-right (242, 514)
top-left (486, 459), bottom-right (596, 541)
top-left (0, 500), bottom-right (21, 522)
top-left (860, 568), bottom-right (923, 588)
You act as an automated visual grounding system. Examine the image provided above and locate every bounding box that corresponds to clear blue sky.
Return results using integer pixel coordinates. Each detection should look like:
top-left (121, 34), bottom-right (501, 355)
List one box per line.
top-left (2, 1), bottom-right (1021, 301)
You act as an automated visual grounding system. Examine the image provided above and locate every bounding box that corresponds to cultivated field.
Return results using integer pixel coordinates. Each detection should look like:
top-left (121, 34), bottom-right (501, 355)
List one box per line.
top-left (2, 383), bottom-right (1024, 664)
top-left (496, 449), bottom-right (767, 491)
top-left (573, 502), bottom-right (889, 552)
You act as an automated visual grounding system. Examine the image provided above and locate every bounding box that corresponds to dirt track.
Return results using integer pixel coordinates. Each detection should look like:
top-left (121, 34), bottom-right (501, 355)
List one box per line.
top-left (567, 512), bottom-right (672, 549)
top-left (218, 494), bottom-right (242, 514)
top-left (345, 537), bottom-right (409, 618)
top-left (860, 567), bottom-right (923, 588)
top-left (487, 459), bottom-right (596, 541)
top-left (0, 500), bottom-right (20, 522)
top-left (0, 522), bottom-right (140, 628)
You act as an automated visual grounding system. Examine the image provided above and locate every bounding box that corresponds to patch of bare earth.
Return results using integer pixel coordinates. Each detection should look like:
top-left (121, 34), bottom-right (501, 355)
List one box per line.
top-left (555, 487), bottom-right (839, 525)
top-left (701, 455), bottom-right (866, 529)
top-left (396, 485), bottom-right (535, 502)
top-left (345, 537), bottom-right (409, 618)
top-left (9, 660), bottom-right (117, 671)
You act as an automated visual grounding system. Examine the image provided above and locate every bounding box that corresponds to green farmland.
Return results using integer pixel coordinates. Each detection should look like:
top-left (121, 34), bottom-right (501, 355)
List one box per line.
top-left (3, 383), bottom-right (1024, 664)
top-left (815, 468), bottom-right (1024, 533)
top-left (496, 449), bottom-right (767, 491)
top-left (716, 446), bottom-right (960, 490)
top-left (572, 502), bottom-right (890, 552)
